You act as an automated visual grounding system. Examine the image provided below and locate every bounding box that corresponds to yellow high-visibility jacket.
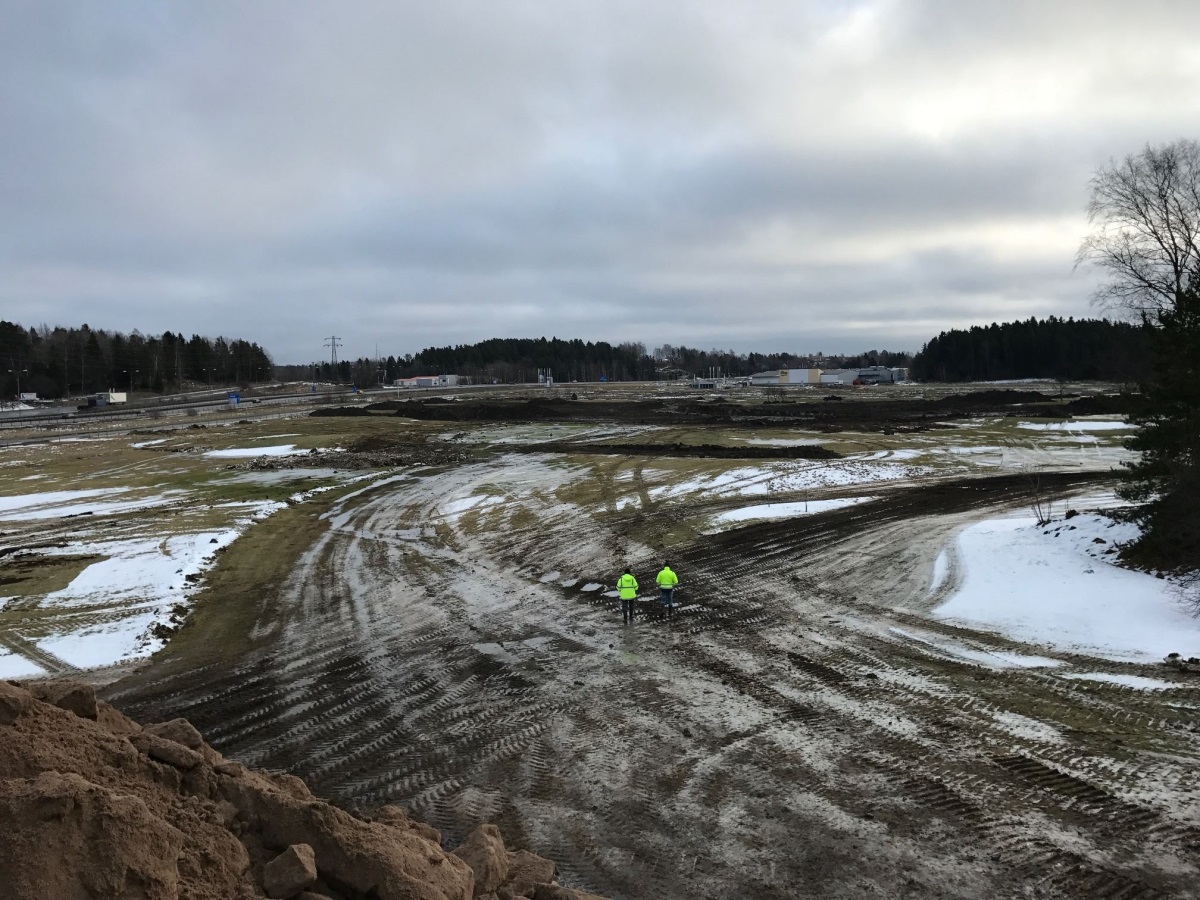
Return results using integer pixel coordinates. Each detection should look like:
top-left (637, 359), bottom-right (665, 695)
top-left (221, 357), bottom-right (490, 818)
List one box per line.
top-left (656, 566), bottom-right (679, 589)
top-left (617, 573), bottom-right (639, 600)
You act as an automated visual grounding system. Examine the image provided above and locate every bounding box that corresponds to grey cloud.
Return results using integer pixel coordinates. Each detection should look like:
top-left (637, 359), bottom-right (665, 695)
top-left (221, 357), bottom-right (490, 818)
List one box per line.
top-left (1, 1), bottom-right (1198, 362)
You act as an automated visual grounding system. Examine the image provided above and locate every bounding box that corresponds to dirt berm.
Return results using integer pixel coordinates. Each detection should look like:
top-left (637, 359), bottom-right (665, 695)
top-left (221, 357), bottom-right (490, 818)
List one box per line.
top-left (0, 679), bottom-right (606, 900)
top-left (378, 389), bottom-right (1138, 430)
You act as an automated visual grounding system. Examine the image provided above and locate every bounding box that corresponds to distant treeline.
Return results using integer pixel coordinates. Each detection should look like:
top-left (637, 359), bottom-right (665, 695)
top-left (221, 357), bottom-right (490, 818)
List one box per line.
top-left (0, 321), bottom-right (273, 399)
top-left (910, 317), bottom-right (1153, 383)
top-left (277, 338), bottom-right (914, 386)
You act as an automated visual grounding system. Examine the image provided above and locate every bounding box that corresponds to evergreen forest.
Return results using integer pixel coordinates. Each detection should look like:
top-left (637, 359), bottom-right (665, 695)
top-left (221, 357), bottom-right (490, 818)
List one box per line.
top-left (910, 317), bottom-right (1152, 383)
top-left (277, 338), bottom-right (914, 386)
top-left (0, 321), bottom-right (274, 399)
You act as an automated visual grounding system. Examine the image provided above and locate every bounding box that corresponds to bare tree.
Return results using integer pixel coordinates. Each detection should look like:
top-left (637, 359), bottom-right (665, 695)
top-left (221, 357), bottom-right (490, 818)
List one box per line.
top-left (1078, 139), bottom-right (1200, 316)
top-left (1176, 570), bottom-right (1200, 619)
top-left (1024, 467), bottom-right (1054, 526)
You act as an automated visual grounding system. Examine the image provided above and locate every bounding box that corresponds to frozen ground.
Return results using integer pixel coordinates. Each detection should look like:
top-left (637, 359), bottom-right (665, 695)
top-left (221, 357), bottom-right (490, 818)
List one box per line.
top-left (0, 428), bottom-right (363, 679)
top-left (648, 459), bottom-right (929, 501)
top-left (107, 443), bottom-right (1200, 900)
top-left (0, 487), bottom-right (186, 521)
top-left (0, 499), bottom-right (284, 676)
top-left (1017, 419), bottom-right (1129, 432)
top-left (709, 496), bottom-right (876, 528)
top-left (204, 443), bottom-right (312, 458)
top-left (934, 509), bottom-right (1200, 662)
top-left (9, 392), bottom-right (1199, 898)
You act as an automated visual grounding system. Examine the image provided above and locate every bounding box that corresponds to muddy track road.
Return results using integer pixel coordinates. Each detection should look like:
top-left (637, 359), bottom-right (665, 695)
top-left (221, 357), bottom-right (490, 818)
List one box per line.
top-left (106, 463), bottom-right (1200, 899)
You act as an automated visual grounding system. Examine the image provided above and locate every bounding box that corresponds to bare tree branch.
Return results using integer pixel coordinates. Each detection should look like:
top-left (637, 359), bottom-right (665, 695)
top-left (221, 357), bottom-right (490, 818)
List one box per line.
top-left (1078, 139), bottom-right (1200, 317)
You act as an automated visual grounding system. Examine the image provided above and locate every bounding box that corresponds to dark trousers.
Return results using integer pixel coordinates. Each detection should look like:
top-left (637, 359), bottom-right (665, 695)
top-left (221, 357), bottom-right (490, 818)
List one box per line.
top-left (621, 598), bottom-right (635, 620)
top-left (659, 588), bottom-right (674, 617)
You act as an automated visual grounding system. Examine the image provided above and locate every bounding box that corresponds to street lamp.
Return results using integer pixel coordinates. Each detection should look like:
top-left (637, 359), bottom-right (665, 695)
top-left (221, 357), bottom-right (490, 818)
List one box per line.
top-left (8, 367), bottom-right (28, 402)
top-left (123, 369), bottom-right (138, 396)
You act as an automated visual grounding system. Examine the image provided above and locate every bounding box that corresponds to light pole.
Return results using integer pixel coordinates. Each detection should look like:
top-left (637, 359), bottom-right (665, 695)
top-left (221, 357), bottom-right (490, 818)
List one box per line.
top-left (123, 369), bottom-right (138, 397)
top-left (8, 367), bottom-right (28, 402)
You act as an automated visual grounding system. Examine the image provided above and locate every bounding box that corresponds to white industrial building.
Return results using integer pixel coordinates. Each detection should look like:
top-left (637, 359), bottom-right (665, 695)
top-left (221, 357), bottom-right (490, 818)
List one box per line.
top-left (819, 367), bottom-right (909, 385)
top-left (392, 374), bottom-right (461, 388)
top-left (750, 365), bottom-right (909, 388)
top-left (819, 370), bottom-right (858, 385)
top-left (750, 368), bottom-right (822, 386)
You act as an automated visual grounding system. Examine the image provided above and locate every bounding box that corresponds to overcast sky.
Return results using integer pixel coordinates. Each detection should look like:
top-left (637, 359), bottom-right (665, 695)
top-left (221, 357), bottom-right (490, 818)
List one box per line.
top-left (3, 1), bottom-right (1200, 362)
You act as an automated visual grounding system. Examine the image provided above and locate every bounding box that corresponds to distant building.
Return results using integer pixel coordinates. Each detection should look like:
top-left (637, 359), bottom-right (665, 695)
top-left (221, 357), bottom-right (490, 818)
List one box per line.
top-left (752, 368), bottom-right (822, 386)
top-left (819, 370), bottom-right (858, 385)
top-left (781, 368), bottom-right (821, 384)
top-left (392, 374), bottom-right (461, 388)
top-left (855, 366), bottom-right (909, 384)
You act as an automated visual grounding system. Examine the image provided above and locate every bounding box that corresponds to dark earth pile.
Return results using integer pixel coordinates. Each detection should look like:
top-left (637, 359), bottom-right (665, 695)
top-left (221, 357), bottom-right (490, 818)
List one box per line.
top-left (370, 390), bottom-right (1138, 432)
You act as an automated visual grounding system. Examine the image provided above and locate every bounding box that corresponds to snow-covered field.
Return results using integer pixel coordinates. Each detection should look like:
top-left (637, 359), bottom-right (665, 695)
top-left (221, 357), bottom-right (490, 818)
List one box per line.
top-left (0, 496), bottom-right (288, 676)
top-left (0, 422), bottom-right (367, 679)
top-left (1017, 420), bottom-right (1129, 432)
top-left (934, 509), bottom-right (1199, 662)
top-left (708, 496), bottom-right (876, 529)
top-left (0, 487), bottom-right (186, 522)
top-left (648, 459), bottom-right (929, 501)
top-left (204, 443), bottom-right (313, 458)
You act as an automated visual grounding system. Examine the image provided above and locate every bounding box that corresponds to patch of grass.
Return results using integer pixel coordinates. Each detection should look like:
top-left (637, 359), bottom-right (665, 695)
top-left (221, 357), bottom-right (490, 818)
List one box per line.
top-left (0, 553), bottom-right (105, 601)
top-left (138, 497), bottom-right (340, 666)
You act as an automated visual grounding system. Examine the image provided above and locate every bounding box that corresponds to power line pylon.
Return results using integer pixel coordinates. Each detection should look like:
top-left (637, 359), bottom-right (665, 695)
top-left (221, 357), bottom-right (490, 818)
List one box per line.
top-left (324, 335), bottom-right (342, 370)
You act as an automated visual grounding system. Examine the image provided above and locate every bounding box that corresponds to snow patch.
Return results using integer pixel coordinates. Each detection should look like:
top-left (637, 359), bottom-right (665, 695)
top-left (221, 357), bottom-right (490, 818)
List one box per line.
top-left (1061, 672), bottom-right (1180, 691)
top-left (37, 613), bottom-right (160, 670)
top-left (440, 494), bottom-right (503, 523)
top-left (929, 550), bottom-right (950, 596)
top-left (204, 444), bottom-right (311, 458)
top-left (0, 649), bottom-right (46, 678)
top-left (0, 488), bottom-right (124, 514)
top-left (889, 627), bottom-right (1063, 670)
top-left (989, 710), bottom-right (1065, 744)
top-left (711, 496), bottom-right (876, 526)
top-left (1017, 420), bottom-right (1128, 432)
top-left (934, 511), bottom-right (1200, 662)
top-left (651, 460), bottom-right (928, 501)
top-left (738, 437), bottom-right (825, 447)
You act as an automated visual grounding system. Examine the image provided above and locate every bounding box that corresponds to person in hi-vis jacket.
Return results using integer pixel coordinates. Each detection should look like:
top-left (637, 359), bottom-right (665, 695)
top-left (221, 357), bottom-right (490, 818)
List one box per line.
top-left (616, 568), bottom-right (638, 625)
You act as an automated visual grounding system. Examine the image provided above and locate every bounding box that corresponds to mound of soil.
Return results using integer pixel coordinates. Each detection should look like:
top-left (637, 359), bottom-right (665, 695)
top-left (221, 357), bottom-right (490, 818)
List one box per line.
top-left (930, 389), bottom-right (1051, 406)
top-left (383, 390), bottom-right (1139, 432)
top-left (0, 679), bottom-right (605, 900)
top-left (1063, 393), bottom-right (1144, 416)
top-left (237, 435), bottom-right (479, 471)
top-left (309, 407), bottom-right (376, 418)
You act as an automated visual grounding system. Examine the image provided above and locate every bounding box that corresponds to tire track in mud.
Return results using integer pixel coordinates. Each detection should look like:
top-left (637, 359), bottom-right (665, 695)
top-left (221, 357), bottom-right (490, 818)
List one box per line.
top-left (676, 631), bottom-right (1190, 897)
top-left (647, 477), bottom-right (1197, 896)
top-left (106, 465), bottom-right (1198, 899)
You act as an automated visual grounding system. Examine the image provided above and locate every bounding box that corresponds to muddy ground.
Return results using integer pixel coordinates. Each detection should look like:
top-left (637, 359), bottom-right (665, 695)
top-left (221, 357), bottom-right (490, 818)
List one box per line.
top-left (368, 387), bottom-right (1136, 431)
top-left (103, 390), bottom-right (1199, 899)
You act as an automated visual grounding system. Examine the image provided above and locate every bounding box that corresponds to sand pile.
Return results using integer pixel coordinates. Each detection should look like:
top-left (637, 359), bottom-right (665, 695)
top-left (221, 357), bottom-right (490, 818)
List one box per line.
top-left (0, 679), bottom-right (606, 900)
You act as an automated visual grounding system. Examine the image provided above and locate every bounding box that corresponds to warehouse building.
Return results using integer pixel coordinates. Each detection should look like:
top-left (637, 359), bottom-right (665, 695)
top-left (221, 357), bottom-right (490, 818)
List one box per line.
top-left (750, 368), bottom-right (822, 386)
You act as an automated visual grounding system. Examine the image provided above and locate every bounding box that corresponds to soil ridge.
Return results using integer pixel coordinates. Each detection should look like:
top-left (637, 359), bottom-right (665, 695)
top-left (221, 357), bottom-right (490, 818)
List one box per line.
top-left (0, 678), bottom-right (605, 900)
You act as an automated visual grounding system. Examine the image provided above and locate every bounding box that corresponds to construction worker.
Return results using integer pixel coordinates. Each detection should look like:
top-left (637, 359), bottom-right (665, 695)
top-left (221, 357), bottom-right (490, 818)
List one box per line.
top-left (656, 561), bottom-right (679, 620)
top-left (616, 567), bottom-right (639, 624)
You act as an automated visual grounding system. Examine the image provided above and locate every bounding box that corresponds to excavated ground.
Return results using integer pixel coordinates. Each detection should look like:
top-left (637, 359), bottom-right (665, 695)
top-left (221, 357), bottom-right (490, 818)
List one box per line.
top-left (103, 392), bottom-right (1200, 900)
top-left (372, 387), bottom-right (1135, 431)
